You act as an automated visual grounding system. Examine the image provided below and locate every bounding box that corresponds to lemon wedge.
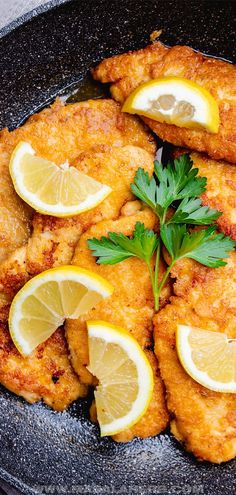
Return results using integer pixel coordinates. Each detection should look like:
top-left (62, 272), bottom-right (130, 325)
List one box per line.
top-left (177, 325), bottom-right (236, 393)
top-left (9, 142), bottom-right (112, 217)
top-left (87, 320), bottom-right (154, 436)
top-left (123, 77), bottom-right (220, 134)
top-left (9, 267), bottom-right (113, 356)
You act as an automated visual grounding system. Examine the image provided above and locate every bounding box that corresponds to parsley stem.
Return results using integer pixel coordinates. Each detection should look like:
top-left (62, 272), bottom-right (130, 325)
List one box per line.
top-left (154, 241), bottom-right (161, 311)
top-left (160, 209), bottom-right (167, 225)
top-left (156, 259), bottom-right (175, 307)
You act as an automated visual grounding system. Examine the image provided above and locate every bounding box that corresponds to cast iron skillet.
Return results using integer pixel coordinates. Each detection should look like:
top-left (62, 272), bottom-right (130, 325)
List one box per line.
top-left (0, 1), bottom-right (235, 494)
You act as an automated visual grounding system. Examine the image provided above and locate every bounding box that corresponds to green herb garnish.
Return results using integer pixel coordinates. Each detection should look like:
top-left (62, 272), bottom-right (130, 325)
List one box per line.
top-left (131, 155), bottom-right (221, 224)
top-left (88, 154), bottom-right (235, 310)
top-left (88, 222), bottom-right (158, 265)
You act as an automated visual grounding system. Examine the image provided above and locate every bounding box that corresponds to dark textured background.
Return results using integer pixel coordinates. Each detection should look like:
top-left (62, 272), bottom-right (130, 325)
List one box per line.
top-left (0, 1), bottom-right (235, 494)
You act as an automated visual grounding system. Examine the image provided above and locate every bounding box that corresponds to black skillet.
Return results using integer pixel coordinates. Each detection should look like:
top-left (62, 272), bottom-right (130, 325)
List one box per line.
top-left (0, 1), bottom-right (235, 494)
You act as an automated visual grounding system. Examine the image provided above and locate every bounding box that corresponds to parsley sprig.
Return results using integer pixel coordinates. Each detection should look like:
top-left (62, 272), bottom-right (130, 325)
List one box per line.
top-left (131, 156), bottom-right (220, 225)
top-left (88, 222), bottom-right (158, 265)
top-left (88, 154), bottom-right (235, 310)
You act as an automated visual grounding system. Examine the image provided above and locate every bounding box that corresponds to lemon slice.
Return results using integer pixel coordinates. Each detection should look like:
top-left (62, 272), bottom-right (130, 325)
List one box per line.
top-left (9, 267), bottom-right (113, 356)
top-left (9, 142), bottom-right (112, 217)
top-left (87, 320), bottom-right (154, 436)
top-left (177, 325), bottom-right (236, 393)
top-left (122, 77), bottom-right (220, 133)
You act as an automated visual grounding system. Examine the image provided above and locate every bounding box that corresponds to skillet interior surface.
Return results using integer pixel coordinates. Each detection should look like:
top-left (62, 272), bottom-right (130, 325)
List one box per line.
top-left (0, 1), bottom-right (235, 493)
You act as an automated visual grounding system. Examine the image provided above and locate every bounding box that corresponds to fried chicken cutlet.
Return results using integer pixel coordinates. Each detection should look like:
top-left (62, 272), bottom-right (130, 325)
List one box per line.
top-left (0, 156), bottom-right (32, 264)
top-left (191, 152), bottom-right (236, 240)
top-left (172, 150), bottom-right (236, 240)
top-left (0, 97), bottom-right (155, 260)
top-left (92, 42), bottom-right (236, 164)
top-left (153, 148), bottom-right (236, 462)
top-left (65, 208), bottom-right (170, 442)
top-left (0, 98), bottom-right (156, 409)
top-left (0, 324), bottom-right (86, 410)
top-left (0, 145), bottom-right (155, 322)
top-left (154, 252), bottom-right (236, 463)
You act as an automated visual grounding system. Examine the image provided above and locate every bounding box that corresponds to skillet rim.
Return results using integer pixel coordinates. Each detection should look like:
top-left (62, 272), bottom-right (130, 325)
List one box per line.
top-left (0, 1), bottom-right (235, 494)
top-left (0, 0), bottom-right (70, 39)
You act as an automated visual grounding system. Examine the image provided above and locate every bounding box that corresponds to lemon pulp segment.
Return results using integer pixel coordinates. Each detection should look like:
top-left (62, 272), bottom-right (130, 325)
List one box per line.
top-left (177, 324), bottom-right (236, 393)
top-left (9, 141), bottom-right (112, 216)
top-left (123, 77), bottom-right (220, 133)
top-left (9, 267), bottom-right (113, 356)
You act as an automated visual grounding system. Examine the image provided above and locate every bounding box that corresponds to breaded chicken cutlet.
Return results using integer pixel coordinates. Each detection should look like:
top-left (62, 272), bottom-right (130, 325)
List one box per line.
top-left (190, 152), bottom-right (236, 240)
top-left (154, 252), bottom-right (236, 463)
top-left (0, 98), bottom-right (157, 410)
top-left (0, 96), bottom-right (155, 259)
top-left (0, 324), bottom-right (86, 410)
top-left (92, 42), bottom-right (236, 164)
top-left (65, 209), bottom-right (170, 442)
top-left (153, 152), bottom-right (236, 463)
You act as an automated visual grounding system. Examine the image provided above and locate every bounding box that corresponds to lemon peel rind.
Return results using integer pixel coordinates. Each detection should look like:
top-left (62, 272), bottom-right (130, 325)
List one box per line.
top-left (176, 324), bottom-right (236, 393)
top-left (87, 320), bottom-right (154, 436)
top-left (9, 267), bottom-right (114, 357)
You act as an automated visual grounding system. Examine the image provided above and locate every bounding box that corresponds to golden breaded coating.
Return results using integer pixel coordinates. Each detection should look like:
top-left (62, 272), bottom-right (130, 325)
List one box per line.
top-left (93, 42), bottom-right (236, 163)
top-left (0, 247), bottom-right (29, 322)
top-left (172, 150), bottom-right (236, 240)
top-left (154, 252), bottom-right (236, 463)
top-left (0, 323), bottom-right (86, 410)
top-left (2, 98), bottom-right (156, 161)
top-left (191, 152), bottom-right (236, 240)
top-left (0, 97), bottom-right (155, 264)
top-left (0, 166), bottom-right (32, 263)
top-left (66, 209), bottom-right (170, 442)
top-left (0, 146), bottom-right (32, 264)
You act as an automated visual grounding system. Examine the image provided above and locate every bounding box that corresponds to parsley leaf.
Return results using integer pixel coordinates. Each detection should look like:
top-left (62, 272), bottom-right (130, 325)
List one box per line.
top-left (131, 154), bottom-right (207, 223)
top-left (154, 154), bottom-right (207, 203)
top-left (161, 224), bottom-right (236, 268)
top-left (168, 197), bottom-right (221, 225)
top-left (130, 168), bottom-right (157, 211)
top-left (88, 222), bottom-right (159, 265)
top-left (87, 236), bottom-right (131, 265)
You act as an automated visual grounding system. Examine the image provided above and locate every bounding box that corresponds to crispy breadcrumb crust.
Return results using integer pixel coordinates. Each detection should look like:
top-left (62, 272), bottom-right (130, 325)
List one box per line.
top-left (172, 150), bottom-right (236, 240)
top-left (154, 253), bottom-right (236, 463)
top-left (0, 324), bottom-right (87, 410)
top-left (93, 42), bottom-right (236, 163)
